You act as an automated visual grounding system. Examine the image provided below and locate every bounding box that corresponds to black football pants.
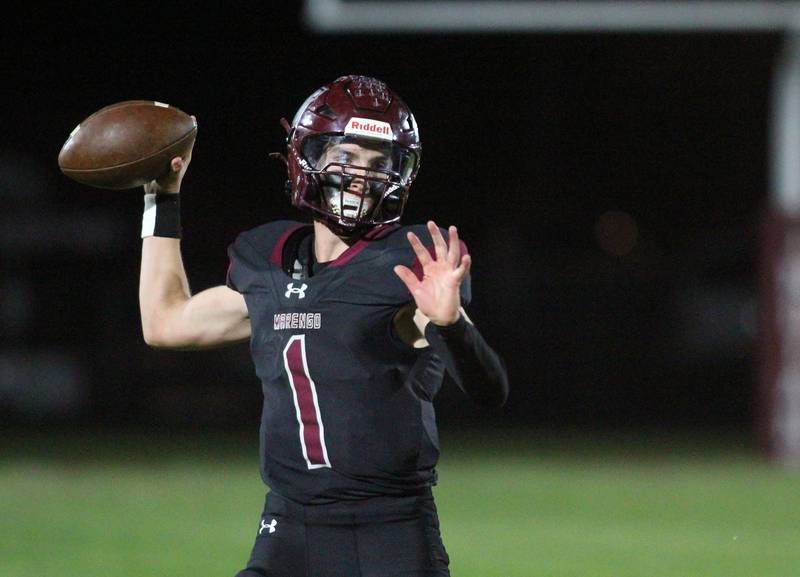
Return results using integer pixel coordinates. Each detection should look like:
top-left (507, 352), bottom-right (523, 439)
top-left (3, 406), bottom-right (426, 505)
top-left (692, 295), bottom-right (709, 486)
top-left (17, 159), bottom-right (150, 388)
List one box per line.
top-left (234, 489), bottom-right (450, 577)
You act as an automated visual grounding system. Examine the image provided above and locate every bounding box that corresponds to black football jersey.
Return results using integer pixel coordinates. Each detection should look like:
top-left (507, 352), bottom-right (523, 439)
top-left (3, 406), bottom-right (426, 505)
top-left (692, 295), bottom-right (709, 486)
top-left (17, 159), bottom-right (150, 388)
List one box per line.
top-left (226, 220), bottom-right (471, 504)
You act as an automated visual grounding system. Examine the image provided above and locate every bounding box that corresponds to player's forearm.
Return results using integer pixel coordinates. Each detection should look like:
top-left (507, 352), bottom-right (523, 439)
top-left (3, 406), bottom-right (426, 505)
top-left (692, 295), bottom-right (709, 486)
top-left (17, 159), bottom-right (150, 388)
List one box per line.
top-left (139, 236), bottom-right (192, 346)
top-left (424, 315), bottom-right (509, 408)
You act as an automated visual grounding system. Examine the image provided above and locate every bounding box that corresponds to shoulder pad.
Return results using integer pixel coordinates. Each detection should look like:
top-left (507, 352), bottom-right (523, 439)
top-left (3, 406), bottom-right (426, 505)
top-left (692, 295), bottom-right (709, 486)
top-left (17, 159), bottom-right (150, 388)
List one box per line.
top-left (226, 220), bottom-right (307, 292)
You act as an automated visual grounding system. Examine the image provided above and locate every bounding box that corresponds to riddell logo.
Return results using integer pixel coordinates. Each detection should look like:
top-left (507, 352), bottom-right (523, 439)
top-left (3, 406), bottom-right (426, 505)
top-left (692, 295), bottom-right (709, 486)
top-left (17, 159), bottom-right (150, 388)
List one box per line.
top-left (344, 117), bottom-right (393, 141)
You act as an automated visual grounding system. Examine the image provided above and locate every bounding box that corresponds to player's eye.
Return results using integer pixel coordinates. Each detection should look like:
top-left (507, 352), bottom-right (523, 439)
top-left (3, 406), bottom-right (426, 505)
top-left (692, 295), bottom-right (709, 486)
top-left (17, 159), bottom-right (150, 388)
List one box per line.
top-left (323, 151), bottom-right (350, 167)
top-left (370, 168), bottom-right (391, 181)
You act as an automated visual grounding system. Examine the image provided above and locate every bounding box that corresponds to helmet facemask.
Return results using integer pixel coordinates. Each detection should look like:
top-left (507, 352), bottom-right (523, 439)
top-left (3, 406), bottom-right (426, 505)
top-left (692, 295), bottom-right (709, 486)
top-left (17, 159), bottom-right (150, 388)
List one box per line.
top-left (298, 134), bottom-right (418, 232)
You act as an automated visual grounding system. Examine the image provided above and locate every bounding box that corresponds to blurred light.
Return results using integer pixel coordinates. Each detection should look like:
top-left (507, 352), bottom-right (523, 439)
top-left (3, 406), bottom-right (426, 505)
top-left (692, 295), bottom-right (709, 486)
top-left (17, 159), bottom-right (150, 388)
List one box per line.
top-left (0, 350), bottom-right (88, 416)
top-left (674, 285), bottom-right (756, 360)
top-left (0, 277), bottom-right (34, 337)
top-left (304, 0), bottom-right (794, 33)
top-left (594, 210), bottom-right (639, 257)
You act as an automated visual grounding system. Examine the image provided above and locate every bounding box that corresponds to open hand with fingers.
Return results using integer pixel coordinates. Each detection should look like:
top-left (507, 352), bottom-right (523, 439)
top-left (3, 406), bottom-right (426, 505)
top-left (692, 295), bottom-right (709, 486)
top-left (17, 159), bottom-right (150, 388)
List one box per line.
top-left (393, 221), bottom-right (472, 326)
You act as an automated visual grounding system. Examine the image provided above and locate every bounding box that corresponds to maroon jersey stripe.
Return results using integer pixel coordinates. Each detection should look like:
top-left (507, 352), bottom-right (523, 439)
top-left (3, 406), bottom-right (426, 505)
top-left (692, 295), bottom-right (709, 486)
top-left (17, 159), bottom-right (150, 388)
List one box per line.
top-left (330, 223), bottom-right (398, 267)
top-left (283, 336), bottom-right (330, 468)
top-left (270, 224), bottom-right (309, 266)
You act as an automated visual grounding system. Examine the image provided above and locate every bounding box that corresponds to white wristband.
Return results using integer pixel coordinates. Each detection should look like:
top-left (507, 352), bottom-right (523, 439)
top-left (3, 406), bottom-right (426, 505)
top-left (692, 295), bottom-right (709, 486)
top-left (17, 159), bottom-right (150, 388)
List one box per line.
top-left (141, 194), bottom-right (157, 238)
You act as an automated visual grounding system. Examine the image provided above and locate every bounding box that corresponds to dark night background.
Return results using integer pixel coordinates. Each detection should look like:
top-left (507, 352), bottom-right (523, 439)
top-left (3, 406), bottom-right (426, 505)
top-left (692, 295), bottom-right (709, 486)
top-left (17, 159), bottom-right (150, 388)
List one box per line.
top-left (0, 3), bottom-right (782, 439)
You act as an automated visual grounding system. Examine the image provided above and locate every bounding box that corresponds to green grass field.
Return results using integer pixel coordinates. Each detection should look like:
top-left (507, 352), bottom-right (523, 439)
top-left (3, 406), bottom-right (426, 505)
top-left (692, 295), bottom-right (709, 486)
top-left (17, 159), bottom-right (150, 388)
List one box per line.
top-left (2, 428), bottom-right (799, 577)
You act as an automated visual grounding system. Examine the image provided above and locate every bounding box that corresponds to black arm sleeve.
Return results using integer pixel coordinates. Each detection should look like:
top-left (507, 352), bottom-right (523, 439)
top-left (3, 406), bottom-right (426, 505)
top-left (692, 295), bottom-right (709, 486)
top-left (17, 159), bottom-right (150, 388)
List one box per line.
top-left (424, 315), bottom-right (509, 408)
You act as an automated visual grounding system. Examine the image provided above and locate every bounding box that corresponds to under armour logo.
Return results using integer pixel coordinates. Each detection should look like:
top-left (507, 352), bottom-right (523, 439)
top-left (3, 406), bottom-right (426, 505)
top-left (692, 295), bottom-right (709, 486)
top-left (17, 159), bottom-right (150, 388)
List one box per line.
top-left (260, 518), bottom-right (277, 535)
top-left (285, 283), bottom-right (308, 299)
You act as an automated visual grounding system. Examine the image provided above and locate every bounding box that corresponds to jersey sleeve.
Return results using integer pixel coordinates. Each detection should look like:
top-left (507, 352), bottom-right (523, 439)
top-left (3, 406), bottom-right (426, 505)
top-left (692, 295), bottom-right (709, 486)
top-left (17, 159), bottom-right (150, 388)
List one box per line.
top-left (226, 220), bottom-right (305, 294)
top-left (226, 232), bottom-right (262, 293)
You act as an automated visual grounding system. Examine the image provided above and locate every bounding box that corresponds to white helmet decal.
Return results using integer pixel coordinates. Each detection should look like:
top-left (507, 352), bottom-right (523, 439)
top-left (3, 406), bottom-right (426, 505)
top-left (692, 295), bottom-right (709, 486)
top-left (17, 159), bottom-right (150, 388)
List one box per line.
top-left (344, 117), bottom-right (393, 141)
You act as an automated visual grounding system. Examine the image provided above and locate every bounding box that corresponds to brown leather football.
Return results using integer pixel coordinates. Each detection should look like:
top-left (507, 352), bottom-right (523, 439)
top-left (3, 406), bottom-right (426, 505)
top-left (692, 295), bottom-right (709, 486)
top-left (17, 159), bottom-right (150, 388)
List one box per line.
top-left (58, 100), bottom-right (197, 189)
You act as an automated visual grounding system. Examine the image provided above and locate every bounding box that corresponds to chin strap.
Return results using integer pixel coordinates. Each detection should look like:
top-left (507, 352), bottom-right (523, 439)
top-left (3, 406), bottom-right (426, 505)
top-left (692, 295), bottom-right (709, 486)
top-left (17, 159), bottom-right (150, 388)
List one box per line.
top-left (268, 152), bottom-right (288, 166)
top-left (268, 151), bottom-right (290, 197)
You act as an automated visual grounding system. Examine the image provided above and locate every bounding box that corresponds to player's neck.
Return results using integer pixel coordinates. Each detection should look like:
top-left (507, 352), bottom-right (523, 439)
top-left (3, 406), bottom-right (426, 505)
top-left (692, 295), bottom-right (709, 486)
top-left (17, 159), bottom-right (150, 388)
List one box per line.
top-left (312, 220), bottom-right (357, 263)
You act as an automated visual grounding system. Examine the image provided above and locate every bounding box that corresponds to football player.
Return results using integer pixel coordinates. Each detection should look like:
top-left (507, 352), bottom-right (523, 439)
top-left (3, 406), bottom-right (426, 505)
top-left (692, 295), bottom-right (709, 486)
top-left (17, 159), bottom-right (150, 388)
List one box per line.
top-left (139, 75), bottom-right (508, 577)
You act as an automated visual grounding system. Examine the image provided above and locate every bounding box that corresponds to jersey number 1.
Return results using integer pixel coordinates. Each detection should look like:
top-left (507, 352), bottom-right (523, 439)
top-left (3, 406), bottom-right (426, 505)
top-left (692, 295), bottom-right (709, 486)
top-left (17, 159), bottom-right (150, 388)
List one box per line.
top-left (282, 335), bottom-right (331, 469)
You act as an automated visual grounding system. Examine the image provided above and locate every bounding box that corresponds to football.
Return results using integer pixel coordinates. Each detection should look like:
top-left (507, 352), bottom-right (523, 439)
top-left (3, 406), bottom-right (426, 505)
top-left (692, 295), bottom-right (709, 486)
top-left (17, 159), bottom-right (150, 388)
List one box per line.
top-left (58, 100), bottom-right (197, 189)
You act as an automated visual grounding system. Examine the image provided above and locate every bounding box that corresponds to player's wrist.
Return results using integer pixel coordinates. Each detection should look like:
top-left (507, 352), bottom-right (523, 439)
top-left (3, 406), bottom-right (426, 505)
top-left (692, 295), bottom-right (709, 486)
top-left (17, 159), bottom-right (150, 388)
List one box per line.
top-left (426, 312), bottom-right (467, 335)
top-left (142, 193), bottom-right (182, 239)
top-left (429, 310), bottom-right (463, 328)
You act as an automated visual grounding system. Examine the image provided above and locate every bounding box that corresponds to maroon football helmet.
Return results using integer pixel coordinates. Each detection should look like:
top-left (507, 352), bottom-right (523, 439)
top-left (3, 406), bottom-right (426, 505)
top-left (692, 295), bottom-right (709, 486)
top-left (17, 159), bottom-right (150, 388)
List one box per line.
top-left (283, 75), bottom-right (421, 234)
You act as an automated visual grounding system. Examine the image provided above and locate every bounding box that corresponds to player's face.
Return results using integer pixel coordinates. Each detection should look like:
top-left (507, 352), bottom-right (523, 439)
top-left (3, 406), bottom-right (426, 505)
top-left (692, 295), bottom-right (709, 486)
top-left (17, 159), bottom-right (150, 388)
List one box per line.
top-left (316, 142), bottom-right (392, 220)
